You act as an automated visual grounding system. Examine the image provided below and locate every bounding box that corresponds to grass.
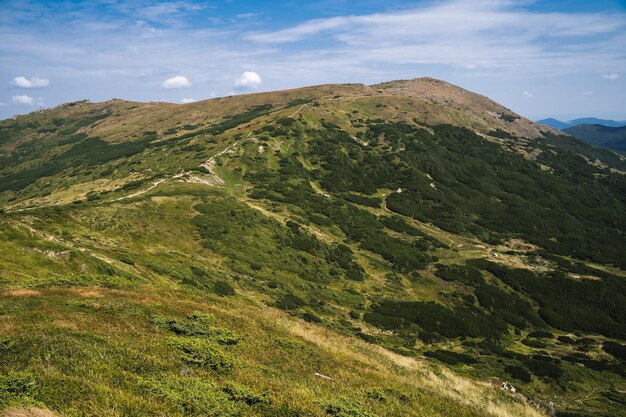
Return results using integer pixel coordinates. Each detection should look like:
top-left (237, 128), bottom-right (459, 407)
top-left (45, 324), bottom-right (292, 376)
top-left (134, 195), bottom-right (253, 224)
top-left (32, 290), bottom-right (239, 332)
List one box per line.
top-left (0, 284), bottom-right (545, 417)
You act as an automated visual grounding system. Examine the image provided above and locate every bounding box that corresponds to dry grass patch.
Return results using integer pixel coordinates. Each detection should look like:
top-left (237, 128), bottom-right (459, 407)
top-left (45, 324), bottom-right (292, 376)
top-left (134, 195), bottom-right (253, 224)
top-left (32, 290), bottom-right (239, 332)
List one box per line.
top-left (0, 407), bottom-right (61, 417)
top-left (3, 289), bottom-right (41, 297)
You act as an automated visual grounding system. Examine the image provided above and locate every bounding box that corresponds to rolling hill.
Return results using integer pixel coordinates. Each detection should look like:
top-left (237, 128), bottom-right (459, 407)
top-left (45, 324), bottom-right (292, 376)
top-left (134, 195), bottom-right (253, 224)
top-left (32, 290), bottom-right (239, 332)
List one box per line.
top-left (564, 124), bottom-right (626, 153)
top-left (1, 78), bottom-right (625, 417)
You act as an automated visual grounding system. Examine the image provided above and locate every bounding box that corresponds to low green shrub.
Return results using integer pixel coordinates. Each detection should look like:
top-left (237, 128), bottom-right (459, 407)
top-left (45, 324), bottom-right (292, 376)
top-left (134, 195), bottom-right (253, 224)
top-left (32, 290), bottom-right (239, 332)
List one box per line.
top-left (527, 330), bottom-right (553, 339)
top-left (275, 293), bottom-right (306, 311)
top-left (424, 349), bottom-right (478, 365)
top-left (152, 313), bottom-right (241, 345)
top-left (0, 372), bottom-right (38, 407)
top-left (140, 376), bottom-right (237, 416)
top-left (603, 341), bottom-right (626, 361)
top-left (222, 383), bottom-right (268, 405)
top-left (168, 337), bottom-right (235, 373)
top-left (324, 397), bottom-right (377, 417)
top-left (213, 280), bottom-right (236, 297)
top-left (504, 365), bottom-right (532, 383)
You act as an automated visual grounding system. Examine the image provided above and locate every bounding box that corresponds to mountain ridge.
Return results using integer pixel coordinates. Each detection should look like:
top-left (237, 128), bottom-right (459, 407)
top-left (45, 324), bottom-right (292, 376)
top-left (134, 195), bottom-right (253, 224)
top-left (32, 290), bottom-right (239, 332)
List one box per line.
top-left (3, 77), bottom-right (557, 148)
top-left (1, 77), bottom-right (625, 417)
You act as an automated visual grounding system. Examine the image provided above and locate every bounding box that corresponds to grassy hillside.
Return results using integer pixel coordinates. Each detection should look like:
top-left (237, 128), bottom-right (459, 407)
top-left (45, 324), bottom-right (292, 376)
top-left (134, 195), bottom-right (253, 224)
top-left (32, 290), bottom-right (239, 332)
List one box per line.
top-left (1, 79), bottom-right (625, 417)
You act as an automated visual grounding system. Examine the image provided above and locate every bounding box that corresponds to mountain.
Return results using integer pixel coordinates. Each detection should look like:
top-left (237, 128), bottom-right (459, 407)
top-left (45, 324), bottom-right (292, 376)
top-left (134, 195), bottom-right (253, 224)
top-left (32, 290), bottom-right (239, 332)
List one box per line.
top-left (536, 117), bottom-right (569, 130)
top-left (1, 78), bottom-right (625, 417)
top-left (538, 117), bottom-right (626, 130)
top-left (564, 124), bottom-right (626, 153)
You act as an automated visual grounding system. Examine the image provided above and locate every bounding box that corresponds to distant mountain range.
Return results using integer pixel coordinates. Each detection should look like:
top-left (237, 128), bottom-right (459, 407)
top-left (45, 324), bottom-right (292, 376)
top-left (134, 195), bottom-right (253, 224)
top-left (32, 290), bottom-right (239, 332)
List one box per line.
top-left (536, 118), bottom-right (626, 153)
top-left (537, 117), bottom-right (626, 130)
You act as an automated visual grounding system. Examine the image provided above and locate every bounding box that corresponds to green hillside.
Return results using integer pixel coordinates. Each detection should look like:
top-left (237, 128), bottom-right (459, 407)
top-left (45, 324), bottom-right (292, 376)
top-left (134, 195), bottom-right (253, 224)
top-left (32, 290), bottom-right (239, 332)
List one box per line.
top-left (1, 78), bottom-right (625, 417)
top-left (563, 124), bottom-right (626, 153)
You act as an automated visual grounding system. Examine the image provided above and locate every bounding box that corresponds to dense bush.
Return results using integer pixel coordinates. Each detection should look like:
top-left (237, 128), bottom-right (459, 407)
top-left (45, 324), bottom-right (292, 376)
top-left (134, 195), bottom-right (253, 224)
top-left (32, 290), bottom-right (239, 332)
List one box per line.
top-left (365, 300), bottom-right (507, 339)
top-left (524, 355), bottom-right (562, 379)
top-left (169, 337), bottom-right (235, 372)
top-left (504, 365), bottom-right (532, 383)
top-left (213, 280), bottom-right (236, 297)
top-left (275, 293), bottom-right (306, 311)
top-left (602, 341), bottom-right (626, 361)
top-left (435, 264), bottom-right (485, 286)
top-left (527, 330), bottom-right (553, 339)
top-left (469, 259), bottom-right (626, 339)
top-left (424, 349), bottom-right (478, 365)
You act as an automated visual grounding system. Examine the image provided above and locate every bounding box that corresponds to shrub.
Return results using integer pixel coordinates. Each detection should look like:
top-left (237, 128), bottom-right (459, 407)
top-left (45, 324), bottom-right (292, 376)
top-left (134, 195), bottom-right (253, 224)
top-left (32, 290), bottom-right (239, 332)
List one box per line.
top-left (0, 372), bottom-right (37, 406)
top-left (213, 280), bottom-right (236, 297)
top-left (366, 300), bottom-right (507, 339)
top-left (527, 330), bottom-right (553, 339)
top-left (524, 355), bottom-right (562, 380)
top-left (324, 397), bottom-right (376, 417)
top-left (275, 293), bottom-right (306, 310)
top-left (557, 335), bottom-right (576, 344)
top-left (140, 376), bottom-right (237, 416)
top-left (169, 337), bottom-right (234, 373)
top-left (424, 350), bottom-right (478, 365)
top-left (277, 338), bottom-right (306, 350)
top-left (222, 383), bottom-right (268, 405)
top-left (522, 338), bottom-right (546, 348)
top-left (435, 264), bottom-right (485, 286)
top-left (364, 389), bottom-right (387, 402)
top-left (119, 255), bottom-right (135, 265)
top-left (602, 341), bottom-right (626, 361)
top-left (504, 365), bottom-right (532, 383)
top-left (152, 313), bottom-right (241, 345)
top-left (302, 312), bottom-right (322, 323)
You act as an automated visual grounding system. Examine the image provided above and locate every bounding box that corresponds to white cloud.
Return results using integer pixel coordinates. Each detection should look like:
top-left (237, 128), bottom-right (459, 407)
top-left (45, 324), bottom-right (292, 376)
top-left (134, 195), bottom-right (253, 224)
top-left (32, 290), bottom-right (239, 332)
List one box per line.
top-left (162, 75), bottom-right (191, 89)
top-left (12, 76), bottom-right (49, 88)
top-left (523, 91), bottom-right (533, 98)
top-left (180, 98), bottom-right (196, 103)
top-left (234, 71), bottom-right (262, 90)
top-left (0, 102), bottom-right (7, 106)
top-left (12, 95), bottom-right (35, 105)
top-left (602, 73), bottom-right (620, 80)
top-left (244, 1), bottom-right (626, 77)
top-left (582, 90), bottom-right (593, 96)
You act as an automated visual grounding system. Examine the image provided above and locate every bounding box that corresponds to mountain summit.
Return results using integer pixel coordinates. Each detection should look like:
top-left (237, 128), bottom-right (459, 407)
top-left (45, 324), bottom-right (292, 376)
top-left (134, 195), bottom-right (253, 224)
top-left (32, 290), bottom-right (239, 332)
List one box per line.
top-left (1, 79), bottom-right (625, 417)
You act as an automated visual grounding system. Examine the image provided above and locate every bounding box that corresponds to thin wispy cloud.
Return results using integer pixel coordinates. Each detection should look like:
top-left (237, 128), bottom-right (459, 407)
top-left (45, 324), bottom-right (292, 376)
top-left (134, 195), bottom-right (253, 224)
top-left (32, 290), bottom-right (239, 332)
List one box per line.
top-left (246, 0), bottom-right (626, 76)
top-left (602, 73), bottom-right (620, 80)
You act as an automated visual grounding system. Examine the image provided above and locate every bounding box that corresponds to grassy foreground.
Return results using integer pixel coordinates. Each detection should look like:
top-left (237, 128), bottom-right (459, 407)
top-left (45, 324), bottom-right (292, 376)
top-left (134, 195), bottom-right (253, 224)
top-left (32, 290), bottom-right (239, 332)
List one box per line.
top-left (0, 281), bottom-right (541, 417)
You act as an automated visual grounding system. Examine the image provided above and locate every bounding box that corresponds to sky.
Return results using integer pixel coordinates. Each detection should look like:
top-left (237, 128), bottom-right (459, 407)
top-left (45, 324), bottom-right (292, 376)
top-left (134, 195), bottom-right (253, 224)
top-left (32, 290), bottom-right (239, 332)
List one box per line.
top-left (1, 0), bottom-right (625, 121)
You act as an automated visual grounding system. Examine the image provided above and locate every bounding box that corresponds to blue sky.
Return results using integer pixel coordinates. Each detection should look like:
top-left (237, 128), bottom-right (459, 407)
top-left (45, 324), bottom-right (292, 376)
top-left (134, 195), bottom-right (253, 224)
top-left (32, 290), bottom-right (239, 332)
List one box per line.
top-left (1, 0), bottom-right (625, 121)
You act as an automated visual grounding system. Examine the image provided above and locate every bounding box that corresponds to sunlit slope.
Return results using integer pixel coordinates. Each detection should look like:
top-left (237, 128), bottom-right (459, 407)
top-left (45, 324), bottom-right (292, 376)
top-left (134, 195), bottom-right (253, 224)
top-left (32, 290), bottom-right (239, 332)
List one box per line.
top-left (1, 78), bottom-right (625, 417)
